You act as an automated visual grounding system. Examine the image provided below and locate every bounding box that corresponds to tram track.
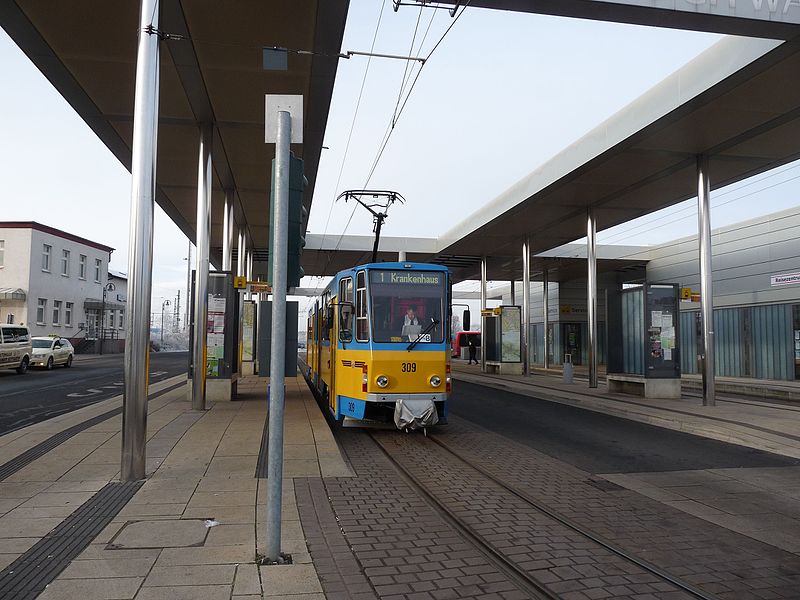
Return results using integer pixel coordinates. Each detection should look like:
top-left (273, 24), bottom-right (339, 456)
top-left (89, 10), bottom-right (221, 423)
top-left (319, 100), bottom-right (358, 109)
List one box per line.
top-left (369, 429), bottom-right (718, 600)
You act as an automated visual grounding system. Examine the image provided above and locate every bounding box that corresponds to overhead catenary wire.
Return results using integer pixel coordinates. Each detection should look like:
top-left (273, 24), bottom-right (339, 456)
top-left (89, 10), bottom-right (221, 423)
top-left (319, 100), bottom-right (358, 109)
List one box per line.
top-left (318, 0), bottom-right (388, 254)
top-left (363, 0), bottom-right (472, 188)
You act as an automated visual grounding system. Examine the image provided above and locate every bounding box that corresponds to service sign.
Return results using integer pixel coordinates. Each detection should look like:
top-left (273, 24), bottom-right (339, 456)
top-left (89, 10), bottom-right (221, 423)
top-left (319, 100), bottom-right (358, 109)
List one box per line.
top-left (771, 272), bottom-right (800, 286)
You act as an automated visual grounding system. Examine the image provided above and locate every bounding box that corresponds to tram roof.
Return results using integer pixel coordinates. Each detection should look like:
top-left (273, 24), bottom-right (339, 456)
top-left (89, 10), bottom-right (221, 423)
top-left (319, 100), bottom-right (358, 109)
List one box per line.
top-left (0, 1), bottom-right (348, 268)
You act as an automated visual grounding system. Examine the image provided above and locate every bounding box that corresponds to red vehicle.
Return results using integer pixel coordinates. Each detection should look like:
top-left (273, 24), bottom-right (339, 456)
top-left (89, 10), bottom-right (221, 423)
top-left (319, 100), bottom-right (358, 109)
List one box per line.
top-left (452, 331), bottom-right (480, 358)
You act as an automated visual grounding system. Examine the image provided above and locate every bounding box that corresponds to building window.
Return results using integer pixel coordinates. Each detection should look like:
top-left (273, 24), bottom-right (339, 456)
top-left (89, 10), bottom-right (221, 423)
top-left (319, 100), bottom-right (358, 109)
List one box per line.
top-left (118, 310), bottom-right (124, 329)
top-left (37, 298), bottom-right (47, 324)
top-left (94, 258), bottom-right (102, 283)
top-left (0, 240), bottom-right (4, 267)
top-left (79, 255), bottom-right (87, 279)
top-left (61, 249), bottom-right (70, 276)
top-left (65, 302), bottom-right (73, 327)
top-left (53, 300), bottom-right (62, 325)
top-left (42, 244), bottom-right (51, 272)
top-left (6, 314), bottom-right (14, 324)
top-left (107, 310), bottom-right (115, 329)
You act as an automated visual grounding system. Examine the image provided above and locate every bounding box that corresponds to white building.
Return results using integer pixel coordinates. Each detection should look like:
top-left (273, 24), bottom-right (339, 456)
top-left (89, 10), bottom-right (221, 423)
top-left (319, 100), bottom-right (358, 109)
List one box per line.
top-left (0, 222), bottom-right (126, 352)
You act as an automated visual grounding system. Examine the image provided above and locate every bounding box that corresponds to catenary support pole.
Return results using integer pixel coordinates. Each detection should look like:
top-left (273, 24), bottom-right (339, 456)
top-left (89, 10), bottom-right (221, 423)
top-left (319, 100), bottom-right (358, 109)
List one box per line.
top-left (238, 229), bottom-right (246, 277)
top-left (587, 208), bottom-right (598, 388)
top-left (697, 154), bottom-right (716, 406)
top-left (480, 256), bottom-right (487, 372)
top-left (543, 268), bottom-right (550, 370)
top-left (122, 0), bottom-right (160, 482)
top-left (522, 238), bottom-right (530, 376)
top-left (191, 124), bottom-right (213, 412)
top-left (185, 241), bottom-right (191, 331)
top-left (222, 191), bottom-right (234, 271)
top-left (265, 110), bottom-right (291, 562)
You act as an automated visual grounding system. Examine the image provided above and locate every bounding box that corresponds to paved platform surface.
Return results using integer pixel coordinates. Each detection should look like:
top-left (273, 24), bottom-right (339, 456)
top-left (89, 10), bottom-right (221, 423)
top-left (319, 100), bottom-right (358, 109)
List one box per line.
top-left (0, 366), bottom-right (799, 599)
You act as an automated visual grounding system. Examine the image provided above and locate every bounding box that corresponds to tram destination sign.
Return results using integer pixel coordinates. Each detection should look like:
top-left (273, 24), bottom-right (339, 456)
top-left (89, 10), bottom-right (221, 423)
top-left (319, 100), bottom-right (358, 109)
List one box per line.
top-left (371, 271), bottom-right (443, 286)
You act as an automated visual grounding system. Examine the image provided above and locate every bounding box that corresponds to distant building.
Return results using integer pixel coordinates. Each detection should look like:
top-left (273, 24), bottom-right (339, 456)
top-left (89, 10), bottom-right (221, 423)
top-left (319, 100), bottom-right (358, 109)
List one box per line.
top-left (0, 222), bottom-right (125, 352)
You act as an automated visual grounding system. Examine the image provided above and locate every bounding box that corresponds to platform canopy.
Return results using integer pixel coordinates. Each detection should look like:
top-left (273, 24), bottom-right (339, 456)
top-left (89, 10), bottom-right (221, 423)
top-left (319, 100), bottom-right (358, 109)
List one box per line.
top-left (0, 1), bottom-right (348, 269)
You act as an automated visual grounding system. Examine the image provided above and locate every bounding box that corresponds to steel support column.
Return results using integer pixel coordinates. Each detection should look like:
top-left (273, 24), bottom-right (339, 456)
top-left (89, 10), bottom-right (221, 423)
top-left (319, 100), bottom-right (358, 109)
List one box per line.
top-left (522, 238), bottom-right (530, 377)
top-left (510, 280), bottom-right (515, 305)
top-left (398, 250), bottom-right (406, 261)
top-left (697, 155), bottom-right (716, 406)
top-left (238, 229), bottom-right (246, 277)
top-left (265, 110), bottom-right (291, 562)
top-left (191, 124), bottom-right (213, 412)
top-left (480, 256), bottom-right (487, 372)
top-left (222, 191), bottom-right (234, 271)
top-left (246, 252), bottom-right (253, 301)
top-left (122, 0), bottom-right (160, 483)
top-left (543, 269), bottom-right (550, 370)
top-left (587, 209), bottom-right (598, 388)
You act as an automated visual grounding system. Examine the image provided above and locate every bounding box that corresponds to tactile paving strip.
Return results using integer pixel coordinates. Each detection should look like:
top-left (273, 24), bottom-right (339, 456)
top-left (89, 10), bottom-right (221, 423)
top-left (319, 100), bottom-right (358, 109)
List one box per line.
top-left (0, 480), bottom-right (144, 600)
top-left (0, 381), bottom-right (184, 482)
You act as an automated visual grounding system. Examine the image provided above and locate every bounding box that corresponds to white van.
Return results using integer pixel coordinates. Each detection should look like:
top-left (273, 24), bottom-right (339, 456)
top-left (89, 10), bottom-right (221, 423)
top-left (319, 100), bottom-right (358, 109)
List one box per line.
top-left (0, 324), bottom-right (32, 374)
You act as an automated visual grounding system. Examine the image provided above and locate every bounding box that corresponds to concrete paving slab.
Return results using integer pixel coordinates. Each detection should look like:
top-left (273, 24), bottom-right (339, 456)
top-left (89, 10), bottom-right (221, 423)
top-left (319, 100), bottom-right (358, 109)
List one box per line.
top-left (187, 491), bottom-right (256, 508)
top-left (37, 576), bottom-right (144, 599)
top-left (195, 478), bottom-right (258, 493)
top-left (204, 523), bottom-right (254, 547)
top-left (60, 557), bottom-right (158, 579)
top-left (134, 585), bottom-right (232, 600)
top-left (110, 519), bottom-right (208, 549)
top-left (155, 545), bottom-right (254, 566)
top-left (142, 565), bottom-right (236, 587)
top-left (233, 563), bottom-right (261, 596)
top-left (259, 563), bottom-right (322, 596)
top-left (181, 505), bottom-right (256, 524)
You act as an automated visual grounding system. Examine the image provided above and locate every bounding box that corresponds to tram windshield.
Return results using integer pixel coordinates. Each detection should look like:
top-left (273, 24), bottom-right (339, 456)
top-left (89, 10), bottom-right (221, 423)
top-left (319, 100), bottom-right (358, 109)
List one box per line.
top-left (369, 270), bottom-right (446, 343)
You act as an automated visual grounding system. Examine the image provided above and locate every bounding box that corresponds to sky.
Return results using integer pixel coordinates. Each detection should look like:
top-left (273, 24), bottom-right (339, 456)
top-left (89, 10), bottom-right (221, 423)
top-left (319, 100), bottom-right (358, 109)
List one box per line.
top-left (1, 1), bottom-right (798, 311)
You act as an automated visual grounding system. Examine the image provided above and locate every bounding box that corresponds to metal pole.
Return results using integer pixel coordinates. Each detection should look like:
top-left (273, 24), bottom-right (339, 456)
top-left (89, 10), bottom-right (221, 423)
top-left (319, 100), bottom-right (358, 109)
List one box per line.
top-left (246, 251), bottom-right (253, 301)
top-left (222, 191), bottom-right (234, 271)
top-left (99, 288), bottom-right (105, 356)
top-left (237, 229), bottom-right (245, 277)
top-left (587, 208), bottom-right (598, 388)
top-left (480, 256), bottom-right (487, 372)
top-left (697, 154), bottom-right (715, 406)
top-left (192, 124), bottom-right (213, 411)
top-left (122, 0), bottom-right (160, 483)
top-left (522, 238), bottom-right (530, 376)
top-left (265, 110), bottom-right (291, 562)
top-left (543, 268), bottom-right (550, 370)
top-left (398, 250), bottom-right (406, 262)
top-left (185, 242), bottom-right (191, 331)
top-left (510, 280), bottom-right (515, 305)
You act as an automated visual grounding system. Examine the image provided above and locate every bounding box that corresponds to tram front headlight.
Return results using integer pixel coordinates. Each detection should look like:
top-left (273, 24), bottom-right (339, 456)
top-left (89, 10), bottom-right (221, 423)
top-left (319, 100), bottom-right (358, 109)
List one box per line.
top-left (429, 375), bottom-right (442, 388)
top-left (376, 375), bottom-right (389, 388)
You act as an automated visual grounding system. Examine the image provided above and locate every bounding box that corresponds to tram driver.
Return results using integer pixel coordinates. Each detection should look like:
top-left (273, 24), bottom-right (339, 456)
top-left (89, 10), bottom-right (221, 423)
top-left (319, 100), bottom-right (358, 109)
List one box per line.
top-left (400, 304), bottom-right (422, 340)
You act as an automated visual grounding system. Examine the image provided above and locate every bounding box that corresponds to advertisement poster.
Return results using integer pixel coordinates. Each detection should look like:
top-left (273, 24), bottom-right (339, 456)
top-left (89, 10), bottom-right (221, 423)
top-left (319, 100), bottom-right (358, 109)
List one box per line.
top-left (206, 295), bottom-right (226, 377)
top-left (242, 302), bottom-right (255, 362)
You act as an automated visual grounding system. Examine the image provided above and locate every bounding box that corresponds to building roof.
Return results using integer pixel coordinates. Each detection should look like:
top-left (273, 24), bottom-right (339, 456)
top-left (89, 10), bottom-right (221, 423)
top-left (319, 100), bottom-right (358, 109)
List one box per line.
top-left (0, 222), bottom-right (114, 253)
top-left (108, 269), bottom-right (128, 280)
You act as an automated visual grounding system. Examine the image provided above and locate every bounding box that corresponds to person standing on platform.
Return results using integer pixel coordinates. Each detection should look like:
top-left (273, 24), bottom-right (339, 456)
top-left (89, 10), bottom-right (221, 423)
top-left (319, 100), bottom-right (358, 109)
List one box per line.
top-left (468, 335), bottom-right (477, 365)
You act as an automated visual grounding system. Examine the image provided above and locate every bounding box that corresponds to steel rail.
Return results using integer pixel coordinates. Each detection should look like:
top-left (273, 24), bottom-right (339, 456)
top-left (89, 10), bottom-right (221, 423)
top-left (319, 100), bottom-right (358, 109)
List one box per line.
top-left (427, 433), bottom-right (720, 600)
top-left (368, 431), bottom-right (558, 600)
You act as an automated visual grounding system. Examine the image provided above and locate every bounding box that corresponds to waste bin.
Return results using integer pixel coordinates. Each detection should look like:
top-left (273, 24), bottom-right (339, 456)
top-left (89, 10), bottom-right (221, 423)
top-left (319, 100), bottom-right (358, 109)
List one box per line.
top-left (563, 354), bottom-right (574, 384)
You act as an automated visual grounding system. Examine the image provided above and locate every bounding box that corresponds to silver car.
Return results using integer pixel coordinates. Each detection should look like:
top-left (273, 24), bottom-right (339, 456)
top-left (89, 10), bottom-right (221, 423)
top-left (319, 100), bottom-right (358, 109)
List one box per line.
top-left (30, 337), bottom-right (74, 369)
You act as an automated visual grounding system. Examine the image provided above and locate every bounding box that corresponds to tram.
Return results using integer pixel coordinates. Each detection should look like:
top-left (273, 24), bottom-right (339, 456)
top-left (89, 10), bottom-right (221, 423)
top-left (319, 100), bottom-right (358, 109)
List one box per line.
top-left (304, 262), bottom-right (451, 430)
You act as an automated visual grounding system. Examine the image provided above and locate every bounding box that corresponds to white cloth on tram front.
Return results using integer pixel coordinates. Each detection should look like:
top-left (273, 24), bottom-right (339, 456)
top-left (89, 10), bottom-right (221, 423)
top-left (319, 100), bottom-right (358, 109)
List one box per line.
top-left (393, 397), bottom-right (439, 431)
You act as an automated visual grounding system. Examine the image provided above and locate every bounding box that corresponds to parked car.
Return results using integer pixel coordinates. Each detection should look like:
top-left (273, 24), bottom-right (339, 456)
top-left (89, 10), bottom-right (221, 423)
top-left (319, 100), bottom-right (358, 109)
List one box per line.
top-left (30, 336), bottom-right (74, 369)
top-left (0, 324), bottom-right (33, 374)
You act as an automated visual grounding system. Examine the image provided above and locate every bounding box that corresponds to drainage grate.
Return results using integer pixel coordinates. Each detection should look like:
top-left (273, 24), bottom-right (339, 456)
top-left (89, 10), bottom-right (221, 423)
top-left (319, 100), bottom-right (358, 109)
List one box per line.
top-left (0, 381), bottom-right (184, 482)
top-left (0, 480), bottom-right (144, 600)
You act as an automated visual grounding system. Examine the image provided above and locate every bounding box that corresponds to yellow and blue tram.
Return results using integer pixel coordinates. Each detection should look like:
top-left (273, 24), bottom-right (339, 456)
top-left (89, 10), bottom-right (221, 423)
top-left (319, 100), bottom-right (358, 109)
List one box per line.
top-left (304, 262), bottom-right (451, 429)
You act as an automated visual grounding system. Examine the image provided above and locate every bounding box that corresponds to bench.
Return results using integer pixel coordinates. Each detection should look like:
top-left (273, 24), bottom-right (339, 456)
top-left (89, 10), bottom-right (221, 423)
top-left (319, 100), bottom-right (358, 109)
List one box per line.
top-left (606, 374), bottom-right (680, 399)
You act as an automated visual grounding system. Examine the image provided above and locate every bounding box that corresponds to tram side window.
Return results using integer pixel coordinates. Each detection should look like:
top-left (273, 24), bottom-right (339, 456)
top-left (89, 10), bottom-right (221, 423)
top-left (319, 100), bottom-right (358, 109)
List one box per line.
top-left (339, 277), bottom-right (354, 333)
top-left (356, 271), bottom-right (369, 341)
top-left (321, 295), bottom-right (331, 341)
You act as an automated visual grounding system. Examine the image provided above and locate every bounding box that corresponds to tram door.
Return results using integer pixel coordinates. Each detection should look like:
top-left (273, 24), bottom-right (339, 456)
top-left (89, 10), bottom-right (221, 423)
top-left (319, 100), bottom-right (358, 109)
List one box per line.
top-left (319, 292), bottom-right (336, 414)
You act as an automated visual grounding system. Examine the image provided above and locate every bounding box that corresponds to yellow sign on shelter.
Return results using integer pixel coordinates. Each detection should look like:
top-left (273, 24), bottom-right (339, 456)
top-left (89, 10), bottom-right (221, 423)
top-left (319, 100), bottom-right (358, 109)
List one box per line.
top-left (233, 276), bottom-right (247, 289)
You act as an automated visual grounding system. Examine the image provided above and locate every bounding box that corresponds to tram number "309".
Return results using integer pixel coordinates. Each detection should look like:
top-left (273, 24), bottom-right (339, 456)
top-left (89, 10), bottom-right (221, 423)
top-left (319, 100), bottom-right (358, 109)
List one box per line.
top-left (401, 362), bottom-right (417, 373)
